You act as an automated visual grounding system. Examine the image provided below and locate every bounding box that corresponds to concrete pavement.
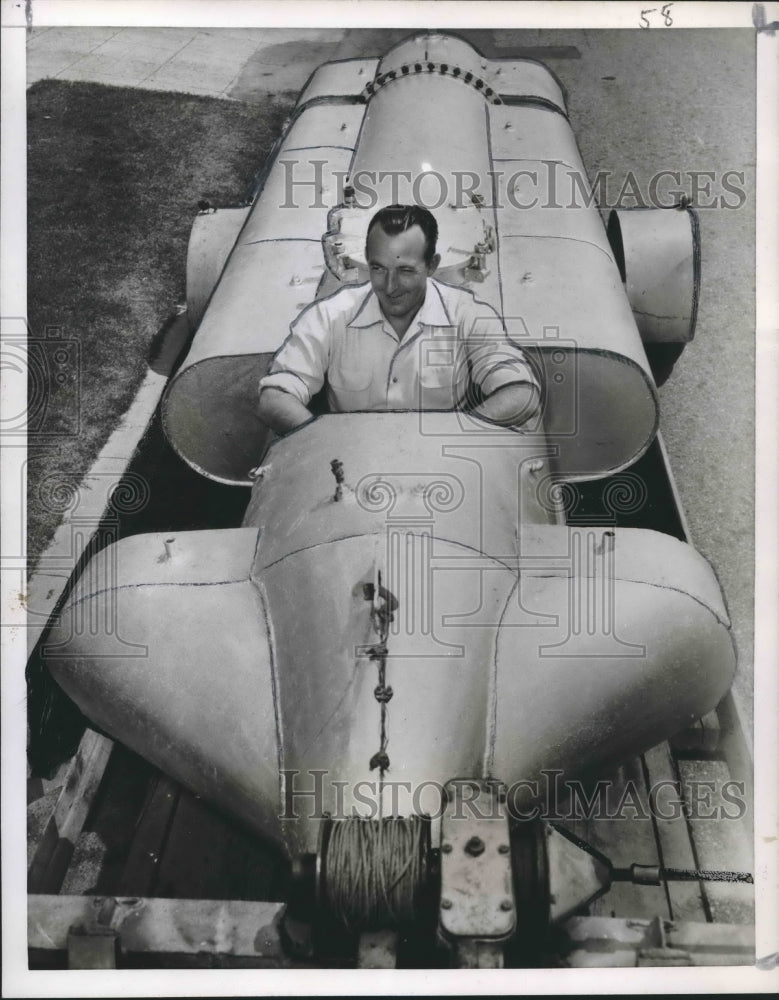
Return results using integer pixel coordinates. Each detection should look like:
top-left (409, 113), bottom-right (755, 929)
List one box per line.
top-left (25, 25), bottom-right (349, 97)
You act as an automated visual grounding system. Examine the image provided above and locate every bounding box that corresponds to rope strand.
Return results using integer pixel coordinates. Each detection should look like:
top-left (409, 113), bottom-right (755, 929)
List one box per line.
top-left (323, 815), bottom-right (428, 930)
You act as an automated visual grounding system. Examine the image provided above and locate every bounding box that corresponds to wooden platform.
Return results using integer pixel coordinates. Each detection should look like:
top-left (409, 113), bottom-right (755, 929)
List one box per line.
top-left (27, 694), bottom-right (754, 968)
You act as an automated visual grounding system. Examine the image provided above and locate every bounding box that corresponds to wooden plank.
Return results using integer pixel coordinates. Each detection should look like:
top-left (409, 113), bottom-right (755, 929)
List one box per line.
top-left (559, 756), bottom-right (669, 920)
top-left (28, 895), bottom-right (292, 966)
top-left (562, 915), bottom-right (754, 967)
top-left (716, 690), bottom-right (754, 804)
top-left (677, 758), bottom-right (754, 925)
top-left (28, 730), bottom-right (114, 894)
top-left (64, 742), bottom-right (162, 895)
top-left (642, 743), bottom-right (707, 922)
top-left (152, 785), bottom-right (284, 902)
top-left (117, 772), bottom-right (180, 897)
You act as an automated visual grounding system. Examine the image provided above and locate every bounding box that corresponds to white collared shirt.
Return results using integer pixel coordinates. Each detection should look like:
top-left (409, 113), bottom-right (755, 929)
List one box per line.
top-left (259, 278), bottom-right (539, 412)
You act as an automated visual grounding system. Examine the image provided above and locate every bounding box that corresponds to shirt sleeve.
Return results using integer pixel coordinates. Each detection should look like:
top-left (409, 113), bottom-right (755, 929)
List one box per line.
top-left (258, 301), bottom-right (331, 406)
top-left (461, 296), bottom-right (540, 398)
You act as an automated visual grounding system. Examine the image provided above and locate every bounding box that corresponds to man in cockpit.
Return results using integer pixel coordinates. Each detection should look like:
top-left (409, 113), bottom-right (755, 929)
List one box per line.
top-left (258, 204), bottom-right (540, 433)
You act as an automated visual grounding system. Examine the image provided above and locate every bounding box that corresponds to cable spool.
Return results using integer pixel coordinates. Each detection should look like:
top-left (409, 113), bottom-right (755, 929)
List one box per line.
top-left (319, 815), bottom-right (431, 931)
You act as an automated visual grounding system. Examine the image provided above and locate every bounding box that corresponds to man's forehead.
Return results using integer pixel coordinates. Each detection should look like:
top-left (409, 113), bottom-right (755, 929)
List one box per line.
top-left (366, 224), bottom-right (427, 262)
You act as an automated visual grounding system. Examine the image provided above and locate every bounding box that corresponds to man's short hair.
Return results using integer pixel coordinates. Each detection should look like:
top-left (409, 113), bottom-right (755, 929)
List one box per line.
top-left (366, 204), bottom-right (439, 264)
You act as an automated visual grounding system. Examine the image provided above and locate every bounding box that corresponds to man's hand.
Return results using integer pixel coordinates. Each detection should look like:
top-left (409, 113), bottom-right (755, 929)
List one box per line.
top-left (471, 382), bottom-right (541, 429)
top-left (258, 387), bottom-right (314, 435)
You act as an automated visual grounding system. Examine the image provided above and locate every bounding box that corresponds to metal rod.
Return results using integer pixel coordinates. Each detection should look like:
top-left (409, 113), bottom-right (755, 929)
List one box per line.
top-left (612, 863), bottom-right (753, 885)
top-left (663, 867), bottom-right (754, 885)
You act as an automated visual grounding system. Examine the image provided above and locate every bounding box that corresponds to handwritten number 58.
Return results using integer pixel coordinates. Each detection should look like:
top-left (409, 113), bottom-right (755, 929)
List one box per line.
top-left (640, 3), bottom-right (674, 27)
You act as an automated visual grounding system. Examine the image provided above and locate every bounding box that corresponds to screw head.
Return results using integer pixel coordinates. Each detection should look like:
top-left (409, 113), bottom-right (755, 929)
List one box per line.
top-left (500, 898), bottom-right (514, 911)
top-left (498, 843), bottom-right (510, 854)
top-left (441, 843), bottom-right (453, 854)
top-left (441, 898), bottom-right (452, 910)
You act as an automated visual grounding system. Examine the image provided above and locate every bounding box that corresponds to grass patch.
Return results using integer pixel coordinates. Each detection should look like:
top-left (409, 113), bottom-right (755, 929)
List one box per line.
top-left (26, 80), bottom-right (296, 574)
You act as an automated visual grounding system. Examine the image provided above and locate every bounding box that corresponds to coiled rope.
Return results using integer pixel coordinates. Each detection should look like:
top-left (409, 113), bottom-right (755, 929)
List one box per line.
top-left (323, 815), bottom-right (429, 930)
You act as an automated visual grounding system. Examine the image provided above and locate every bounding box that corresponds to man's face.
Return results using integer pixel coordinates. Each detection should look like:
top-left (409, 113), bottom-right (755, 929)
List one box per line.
top-left (366, 224), bottom-right (440, 324)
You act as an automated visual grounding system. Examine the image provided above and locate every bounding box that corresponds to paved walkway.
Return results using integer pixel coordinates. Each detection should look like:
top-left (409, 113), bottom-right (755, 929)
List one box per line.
top-left (26, 26), bottom-right (349, 98)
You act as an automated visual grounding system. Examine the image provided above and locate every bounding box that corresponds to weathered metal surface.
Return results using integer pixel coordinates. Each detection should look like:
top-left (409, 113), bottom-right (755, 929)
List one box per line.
top-left (452, 939), bottom-right (505, 968)
top-left (185, 206), bottom-right (250, 331)
top-left (491, 524), bottom-right (735, 795)
top-left (162, 99), bottom-right (364, 484)
top-left (244, 412), bottom-right (558, 570)
top-left (374, 33), bottom-right (566, 111)
top-left (608, 206), bottom-right (700, 344)
top-left (345, 71), bottom-right (492, 273)
top-left (439, 780), bottom-right (515, 939)
top-left (297, 58), bottom-right (379, 107)
top-left (44, 528), bottom-right (285, 842)
top-left (164, 239), bottom-right (324, 483)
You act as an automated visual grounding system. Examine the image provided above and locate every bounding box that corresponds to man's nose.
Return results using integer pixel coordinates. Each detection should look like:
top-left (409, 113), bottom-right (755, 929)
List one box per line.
top-left (386, 270), bottom-right (398, 294)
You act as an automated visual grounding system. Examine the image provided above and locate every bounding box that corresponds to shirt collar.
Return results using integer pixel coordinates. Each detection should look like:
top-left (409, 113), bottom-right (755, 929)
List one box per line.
top-left (347, 278), bottom-right (453, 330)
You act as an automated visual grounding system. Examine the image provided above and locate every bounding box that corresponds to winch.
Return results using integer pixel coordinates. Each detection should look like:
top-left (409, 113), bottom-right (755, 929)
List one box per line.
top-left (283, 786), bottom-right (752, 968)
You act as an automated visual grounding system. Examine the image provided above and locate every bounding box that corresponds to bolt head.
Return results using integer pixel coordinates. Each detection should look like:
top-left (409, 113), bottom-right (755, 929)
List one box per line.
top-left (498, 843), bottom-right (510, 854)
top-left (441, 898), bottom-right (452, 909)
top-left (441, 843), bottom-right (453, 854)
top-left (464, 835), bottom-right (486, 857)
top-left (500, 898), bottom-right (513, 911)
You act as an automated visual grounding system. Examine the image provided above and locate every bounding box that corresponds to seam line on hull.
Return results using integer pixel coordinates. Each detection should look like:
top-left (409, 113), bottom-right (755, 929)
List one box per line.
top-left (500, 233), bottom-right (615, 264)
top-left (515, 572), bottom-right (731, 630)
top-left (241, 237), bottom-right (321, 246)
top-left (61, 577), bottom-right (248, 611)
top-left (484, 577), bottom-right (519, 777)
top-left (255, 580), bottom-right (285, 831)
top-left (485, 100), bottom-right (507, 328)
top-left (255, 531), bottom-right (519, 575)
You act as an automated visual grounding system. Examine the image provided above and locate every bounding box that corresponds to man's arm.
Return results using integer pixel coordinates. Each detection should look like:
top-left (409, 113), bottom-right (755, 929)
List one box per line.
top-left (471, 382), bottom-right (540, 428)
top-left (458, 291), bottom-right (542, 428)
top-left (257, 298), bottom-right (332, 434)
top-left (258, 386), bottom-right (314, 435)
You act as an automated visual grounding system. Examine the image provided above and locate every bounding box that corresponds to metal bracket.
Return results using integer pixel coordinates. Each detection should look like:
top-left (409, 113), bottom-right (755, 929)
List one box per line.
top-left (636, 914), bottom-right (693, 967)
top-left (439, 779), bottom-right (515, 943)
